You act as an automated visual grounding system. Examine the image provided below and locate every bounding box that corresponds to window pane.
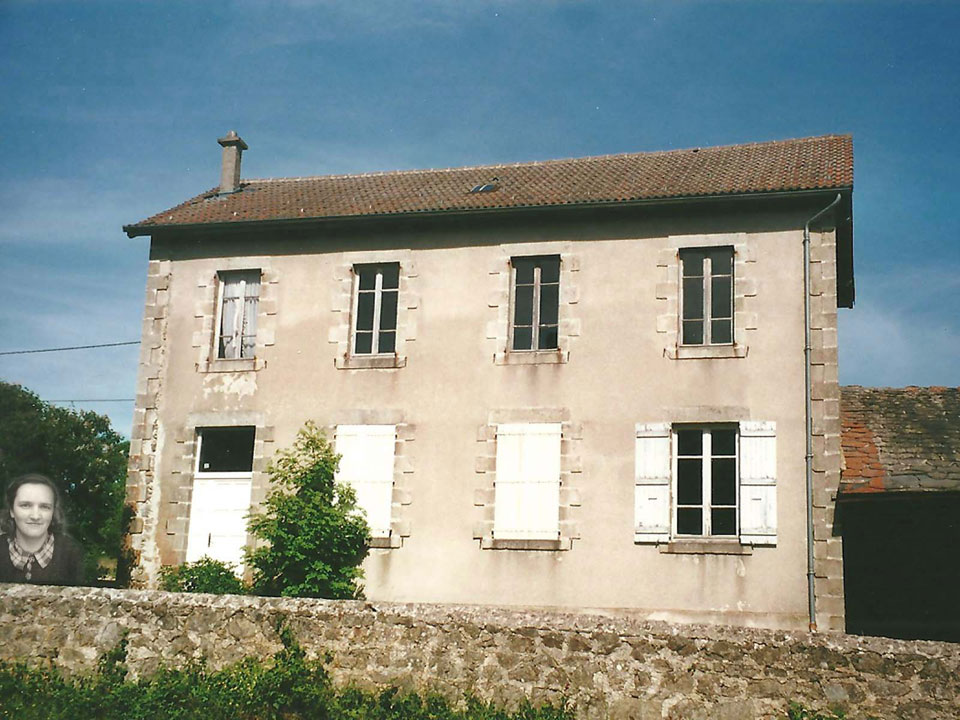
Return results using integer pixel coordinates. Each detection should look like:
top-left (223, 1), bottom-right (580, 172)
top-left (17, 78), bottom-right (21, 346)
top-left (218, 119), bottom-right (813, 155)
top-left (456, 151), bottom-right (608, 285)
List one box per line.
top-left (677, 430), bottom-right (702, 456)
top-left (539, 257), bottom-right (560, 284)
top-left (379, 291), bottom-right (398, 331)
top-left (709, 248), bottom-right (732, 276)
top-left (539, 284), bottom-right (559, 326)
top-left (677, 508), bottom-right (702, 535)
top-left (355, 332), bottom-right (373, 354)
top-left (711, 276), bottom-right (732, 319)
top-left (514, 260), bottom-right (535, 285)
top-left (356, 293), bottom-right (375, 331)
top-left (711, 508), bottom-right (737, 536)
top-left (712, 429), bottom-right (737, 456)
top-left (711, 458), bottom-right (737, 505)
top-left (677, 459), bottom-right (703, 504)
top-left (514, 285), bottom-right (534, 326)
top-left (711, 319), bottom-right (732, 344)
top-left (512, 327), bottom-right (533, 350)
top-left (358, 268), bottom-right (376, 291)
top-left (380, 264), bottom-right (400, 290)
top-left (682, 321), bottom-right (704, 345)
top-left (377, 331), bottom-right (396, 354)
top-left (199, 427), bottom-right (255, 472)
top-left (682, 252), bottom-right (704, 278)
top-left (538, 325), bottom-right (558, 350)
top-left (682, 278), bottom-right (704, 320)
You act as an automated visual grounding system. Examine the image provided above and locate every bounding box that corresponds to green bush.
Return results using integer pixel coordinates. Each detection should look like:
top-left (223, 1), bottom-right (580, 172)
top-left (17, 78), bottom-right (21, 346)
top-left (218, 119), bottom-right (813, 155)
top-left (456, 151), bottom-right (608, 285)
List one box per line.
top-left (0, 624), bottom-right (572, 720)
top-left (246, 421), bottom-right (370, 599)
top-left (158, 556), bottom-right (248, 595)
top-left (787, 702), bottom-right (847, 720)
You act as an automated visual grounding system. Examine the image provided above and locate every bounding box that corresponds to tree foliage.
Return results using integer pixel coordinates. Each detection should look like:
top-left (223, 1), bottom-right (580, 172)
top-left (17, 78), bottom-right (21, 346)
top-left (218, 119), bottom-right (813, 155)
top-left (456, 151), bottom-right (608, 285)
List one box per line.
top-left (158, 556), bottom-right (248, 595)
top-left (0, 381), bottom-right (128, 583)
top-left (246, 421), bottom-right (369, 599)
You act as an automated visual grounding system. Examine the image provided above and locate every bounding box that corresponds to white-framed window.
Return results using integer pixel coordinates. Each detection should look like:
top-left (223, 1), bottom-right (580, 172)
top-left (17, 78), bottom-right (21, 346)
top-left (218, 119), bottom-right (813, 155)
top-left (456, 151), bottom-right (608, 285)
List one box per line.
top-left (352, 263), bottom-right (399, 355)
top-left (216, 270), bottom-right (261, 359)
top-left (680, 247), bottom-right (733, 345)
top-left (185, 426), bottom-right (255, 570)
top-left (510, 256), bottom-right (560, 351)
top-left (634, 421), bottom-right (776, 545)
top-left (494, 423), bottom-right (562, 540)
top-left (335, 425), bottom-right (396, 539)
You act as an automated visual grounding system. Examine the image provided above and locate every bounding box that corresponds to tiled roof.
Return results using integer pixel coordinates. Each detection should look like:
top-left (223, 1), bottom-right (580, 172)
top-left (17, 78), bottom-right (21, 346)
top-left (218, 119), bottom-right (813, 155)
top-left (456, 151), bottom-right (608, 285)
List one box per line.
top-left (124, 134), bottom-right (853, 235)
top-left (840, 386), bottom-right (960, 496)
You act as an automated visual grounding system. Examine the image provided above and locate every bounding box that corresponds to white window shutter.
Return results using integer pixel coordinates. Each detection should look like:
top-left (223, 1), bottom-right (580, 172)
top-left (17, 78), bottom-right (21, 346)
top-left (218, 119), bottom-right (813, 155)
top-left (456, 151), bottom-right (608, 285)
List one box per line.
top-left (739, 421), bottom-right (777, 545)
top-left (185, 478), bottom-right (252, 572)
top-left (336, 425), bottom-right (396, 538)
top-left (494, 423), bottom-right (561, 540)
top-left (634, 423), bottom-right (671, 543)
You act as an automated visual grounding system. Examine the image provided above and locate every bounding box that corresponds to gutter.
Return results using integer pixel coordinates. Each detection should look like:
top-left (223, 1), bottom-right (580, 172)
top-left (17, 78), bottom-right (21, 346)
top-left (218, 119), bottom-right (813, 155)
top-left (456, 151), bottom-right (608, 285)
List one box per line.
top-left (123, 186), bottom-right (853, 238)
top-left (803, 193), bottom-right (842, 632)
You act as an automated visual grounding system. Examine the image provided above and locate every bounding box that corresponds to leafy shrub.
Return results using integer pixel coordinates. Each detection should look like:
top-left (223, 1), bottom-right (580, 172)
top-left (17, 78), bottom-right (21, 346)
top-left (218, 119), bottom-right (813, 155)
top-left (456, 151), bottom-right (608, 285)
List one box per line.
top-left (246, 421), bottom-right (370, 599)
top-left (158, 556), bottom-right (247, 595)
top-left (0, 624), bottom-right (572, 720)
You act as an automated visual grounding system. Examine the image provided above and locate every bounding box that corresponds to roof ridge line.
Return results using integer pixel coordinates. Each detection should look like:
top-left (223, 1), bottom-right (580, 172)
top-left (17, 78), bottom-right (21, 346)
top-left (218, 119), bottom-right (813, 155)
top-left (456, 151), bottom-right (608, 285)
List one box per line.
top-left (239, 134), bottom-right (852, 185)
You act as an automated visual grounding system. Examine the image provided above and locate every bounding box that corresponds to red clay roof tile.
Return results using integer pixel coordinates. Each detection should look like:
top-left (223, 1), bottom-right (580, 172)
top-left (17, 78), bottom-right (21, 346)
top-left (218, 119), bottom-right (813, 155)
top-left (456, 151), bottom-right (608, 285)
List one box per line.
top-left (125, 134), bottom-right (853, 235)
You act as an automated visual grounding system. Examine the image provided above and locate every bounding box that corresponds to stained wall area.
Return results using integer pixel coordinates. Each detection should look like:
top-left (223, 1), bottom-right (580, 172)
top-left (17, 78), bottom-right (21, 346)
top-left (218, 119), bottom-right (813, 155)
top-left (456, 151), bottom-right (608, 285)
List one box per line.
top-left (1, 585), bottom-right (956, 720)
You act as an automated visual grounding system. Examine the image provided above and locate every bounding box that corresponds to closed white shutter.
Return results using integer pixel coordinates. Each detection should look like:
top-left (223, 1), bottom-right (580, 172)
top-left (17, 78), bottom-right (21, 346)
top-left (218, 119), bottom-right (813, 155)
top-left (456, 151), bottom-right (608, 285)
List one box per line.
top-left (739, 421), bottom-right (777, 545)
top-left (336, 425), bottom-right (396, 538)
top-left (634, 423), bottom-right (672, 543)
top-left (185, 477), bottom-right (252, 571)
top-left (494, 423), bottom-right (561, 540)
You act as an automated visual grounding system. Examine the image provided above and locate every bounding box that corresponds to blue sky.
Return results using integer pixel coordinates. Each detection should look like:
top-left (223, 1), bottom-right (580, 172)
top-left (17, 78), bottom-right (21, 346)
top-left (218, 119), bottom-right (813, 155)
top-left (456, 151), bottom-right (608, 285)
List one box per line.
top-left (1, 0), bottom-right (958, 437)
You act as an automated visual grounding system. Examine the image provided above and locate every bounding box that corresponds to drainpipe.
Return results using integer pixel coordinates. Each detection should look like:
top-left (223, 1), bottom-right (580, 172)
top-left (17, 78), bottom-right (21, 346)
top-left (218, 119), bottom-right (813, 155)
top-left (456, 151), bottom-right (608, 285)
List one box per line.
top-left (803, 193), bottom-right (842, 632)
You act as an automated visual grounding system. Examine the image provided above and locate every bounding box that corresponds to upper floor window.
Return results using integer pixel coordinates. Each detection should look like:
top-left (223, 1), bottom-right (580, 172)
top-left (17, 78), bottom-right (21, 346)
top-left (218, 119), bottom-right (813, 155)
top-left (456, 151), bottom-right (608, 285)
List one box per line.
top-left (353, 263), bottom-right (399, 355)
top-left (511, 255), bottom-right (560, 351)
top-left (218, 270), bottom-right (260, 359)
top-left (681, 248), bottom-right (732, 345)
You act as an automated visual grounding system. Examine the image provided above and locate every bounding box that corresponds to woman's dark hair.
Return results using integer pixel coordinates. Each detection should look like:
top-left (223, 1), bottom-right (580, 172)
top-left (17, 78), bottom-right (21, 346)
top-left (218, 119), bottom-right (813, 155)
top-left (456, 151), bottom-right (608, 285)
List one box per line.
top-left (1, 473), bottom-right (67, 536)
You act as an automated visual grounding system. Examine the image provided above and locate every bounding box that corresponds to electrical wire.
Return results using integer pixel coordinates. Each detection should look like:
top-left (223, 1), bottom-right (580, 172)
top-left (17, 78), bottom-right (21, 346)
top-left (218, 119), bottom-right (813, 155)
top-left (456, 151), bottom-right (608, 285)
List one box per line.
top-left (0, 341), bottom-right (140, 356)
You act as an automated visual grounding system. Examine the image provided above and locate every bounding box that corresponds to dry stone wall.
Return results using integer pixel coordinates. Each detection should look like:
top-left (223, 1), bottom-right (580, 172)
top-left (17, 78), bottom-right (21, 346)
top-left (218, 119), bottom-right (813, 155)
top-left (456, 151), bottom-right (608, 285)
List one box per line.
top-left (0, 585), bottom-right (957, 720)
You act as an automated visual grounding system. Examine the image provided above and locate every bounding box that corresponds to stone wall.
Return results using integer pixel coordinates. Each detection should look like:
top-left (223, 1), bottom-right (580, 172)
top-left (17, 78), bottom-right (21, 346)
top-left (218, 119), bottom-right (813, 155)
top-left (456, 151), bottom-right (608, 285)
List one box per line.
top-left (1, 585), bottom-right (957, 720)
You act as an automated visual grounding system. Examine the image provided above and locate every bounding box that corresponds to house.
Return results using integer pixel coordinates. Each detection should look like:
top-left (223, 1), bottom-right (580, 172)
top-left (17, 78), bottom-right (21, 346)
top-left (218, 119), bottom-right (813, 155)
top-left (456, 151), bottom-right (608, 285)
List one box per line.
top-left (839, 385), bottom-right (960, 642)
top-left (122, 132), bottom-right (854, 632)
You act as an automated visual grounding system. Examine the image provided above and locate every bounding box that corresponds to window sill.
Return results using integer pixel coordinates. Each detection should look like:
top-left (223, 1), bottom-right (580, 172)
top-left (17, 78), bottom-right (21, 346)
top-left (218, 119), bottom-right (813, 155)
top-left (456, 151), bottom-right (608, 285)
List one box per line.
top-left (666, 344), bottom-right (748, 360)
top-left (336, 354), bottom-right (407, 370)
top-left (201, 358), bottom-right (260, 373)
top-left (655, 539), bottom-right (753, 555)
top-left (481, 536), bottom-right (571, 551)
top-left (494, 349), bottom-right (569, 365)
top-left (368, 534), bottom-right (401, 549)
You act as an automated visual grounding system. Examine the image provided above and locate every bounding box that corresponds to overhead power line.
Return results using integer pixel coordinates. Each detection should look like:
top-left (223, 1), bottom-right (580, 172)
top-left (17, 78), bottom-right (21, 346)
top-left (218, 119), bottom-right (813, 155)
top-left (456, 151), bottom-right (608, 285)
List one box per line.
top-left (0, 341), bottom-right (140, 356)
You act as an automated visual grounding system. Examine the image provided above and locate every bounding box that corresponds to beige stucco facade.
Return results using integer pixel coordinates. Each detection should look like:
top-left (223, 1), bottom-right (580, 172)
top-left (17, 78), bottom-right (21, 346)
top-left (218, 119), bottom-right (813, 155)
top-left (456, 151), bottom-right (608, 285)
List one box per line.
top-left (127, 198), bottom-right (846, 632)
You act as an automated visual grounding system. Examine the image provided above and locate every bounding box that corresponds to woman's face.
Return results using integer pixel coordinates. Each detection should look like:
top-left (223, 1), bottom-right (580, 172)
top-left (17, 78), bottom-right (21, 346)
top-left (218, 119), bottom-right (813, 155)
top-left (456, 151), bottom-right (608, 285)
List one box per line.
top-left (10, 483), bottom-right (55, 542)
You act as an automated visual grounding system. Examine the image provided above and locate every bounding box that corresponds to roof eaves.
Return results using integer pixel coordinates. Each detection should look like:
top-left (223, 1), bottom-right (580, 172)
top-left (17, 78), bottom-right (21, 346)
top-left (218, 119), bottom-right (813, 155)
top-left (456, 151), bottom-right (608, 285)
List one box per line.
top-left (123, 185), bottom-right (852, 239)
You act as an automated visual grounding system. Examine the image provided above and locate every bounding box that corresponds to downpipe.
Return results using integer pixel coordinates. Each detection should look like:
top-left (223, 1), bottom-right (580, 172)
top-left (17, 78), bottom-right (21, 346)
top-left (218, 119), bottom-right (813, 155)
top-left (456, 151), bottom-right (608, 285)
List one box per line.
top-left (803, 193), bottom-right (842, 632)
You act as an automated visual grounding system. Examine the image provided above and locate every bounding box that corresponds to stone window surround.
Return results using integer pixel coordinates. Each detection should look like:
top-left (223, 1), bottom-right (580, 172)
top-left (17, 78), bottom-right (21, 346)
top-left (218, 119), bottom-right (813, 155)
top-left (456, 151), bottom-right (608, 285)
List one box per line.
top-left (192, 260), bottom-right (279, 373)
top-left (474, 408), bottom-right (582, 550)
top-left (330, 251), bottom-right (419, 370)
top-left (325, 408), bottom-right (414, 549)
top-left (486, 243), bottom-right (581, 366)
top-left (656, 234), bottom-right (756, 360)
top-left (164, 413), bottom-right (275, 567)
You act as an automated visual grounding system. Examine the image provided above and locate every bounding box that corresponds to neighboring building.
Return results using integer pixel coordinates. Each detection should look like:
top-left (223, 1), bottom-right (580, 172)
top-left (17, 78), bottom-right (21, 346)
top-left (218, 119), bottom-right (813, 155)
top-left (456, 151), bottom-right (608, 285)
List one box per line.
top-left (123, 132), bottom-right (854, 631)
top-left (839, 385), bottom-right (960, 642)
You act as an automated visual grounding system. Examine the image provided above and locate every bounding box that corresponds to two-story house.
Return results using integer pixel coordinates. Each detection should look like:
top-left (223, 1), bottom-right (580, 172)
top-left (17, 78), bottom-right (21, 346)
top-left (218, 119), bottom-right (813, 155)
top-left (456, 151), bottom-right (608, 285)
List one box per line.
top-left (123, 133), bottom-right (854, 632)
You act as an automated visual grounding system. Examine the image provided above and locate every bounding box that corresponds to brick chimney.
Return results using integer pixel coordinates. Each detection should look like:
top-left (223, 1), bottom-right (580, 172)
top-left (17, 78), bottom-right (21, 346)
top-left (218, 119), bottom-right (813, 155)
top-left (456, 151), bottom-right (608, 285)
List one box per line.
top-left (217, 130), bottom-right (248, 195)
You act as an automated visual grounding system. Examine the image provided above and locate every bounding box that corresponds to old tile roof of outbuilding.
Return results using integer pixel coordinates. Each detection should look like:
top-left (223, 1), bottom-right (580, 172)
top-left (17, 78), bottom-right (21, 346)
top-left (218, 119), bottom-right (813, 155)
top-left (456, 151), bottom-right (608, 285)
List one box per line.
top-left (124, 134), bottom-right (853, 236)
top-left (840, 386), bottom-right (960, 497)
